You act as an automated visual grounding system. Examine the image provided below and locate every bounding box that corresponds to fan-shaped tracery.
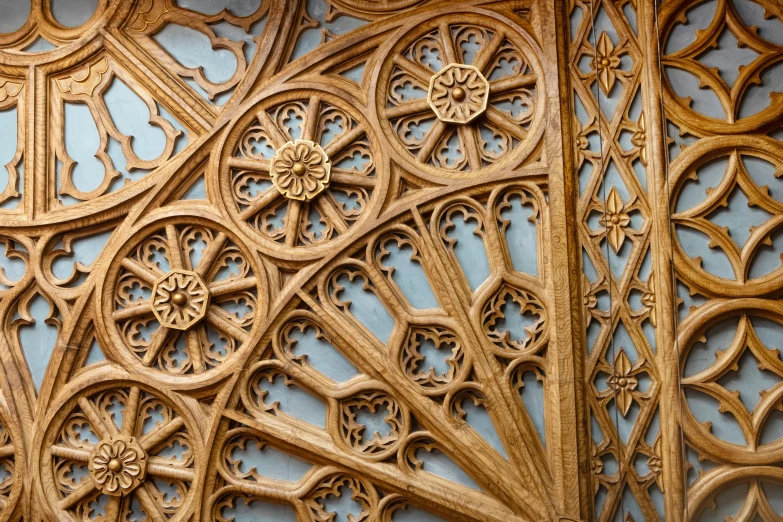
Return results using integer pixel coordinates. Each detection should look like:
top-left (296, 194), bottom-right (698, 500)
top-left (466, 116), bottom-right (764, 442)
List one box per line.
top-left (39, 379), bottom-right (201, 522)
top-left (376, 12), bottom-right (544, 177)
top-left (219, 89), bottom-right (383, 260)
top-left (204, 181), bottom-right (554, 522)
top-left (98, 215), bottom-right (266, 382)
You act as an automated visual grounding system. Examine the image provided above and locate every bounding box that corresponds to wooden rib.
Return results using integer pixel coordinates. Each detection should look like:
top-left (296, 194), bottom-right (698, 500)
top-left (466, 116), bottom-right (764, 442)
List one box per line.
top-left (0, 445), bottom-right (13, 459)
top-left (255, 110), bottom-right (289, 148)
top-left (206, 308), bottom-right (250, 343)
top-left (58, 479), bottom-right (96, 511)
top-left (489, 73), bottom-right (538, 96)
top-left (383, 98), bottom-right (432, 120)
top-left (141, 327), bottom-right (172, 367)
top-left (227, 156), bottom-right (271, 172)
top-left (474, 30), bottom-right (506, 74)
top-left (122, 386), bottom-right (141, 434)
top-left (112, 301), bottom-right (154, 322)
top-left (78, 397), bottom-right (119, 439)
top-left (165, 225), bottom-right (184, 270)
top-left (489, 74), bottom-right (538, 96)
top-left (393, 54), bottom-right (435, 85)
top-left (50, 445), bottom-right (90, 462)
top-left (103, 496), bottom-right (121, 522)
top-left (485, 106), bottom-right (528, 140)
top-left (458, 125), bottom-right (482, 170)
top-left (329, 170), bottom-right (377, 188)
top-left (195, 232), bottom-right (227, 279)
top-left (409, 210), bottom-right (556, 516)
top-left (147, 458), bottom-right (195, 482)
top-left (323, 125), bottom-right (365, 158)
top-left (439, 21), bottom-right (458, 64)
top-left (284, 200), bottom-right (302, 247)
top-left (185, 328), bottom-right (204, 374)
top-left (301, 291), bottom-right (544, 518)
top-left (238, 187), bottom-right (281, 221)
top-left (224, 409), bottom-right (525, 522)
top-left (121, 258), bottom-right (161, 286)
top-left (140, 417), bottom-right (184, 453)
top-left (416, 119), bottom-right (448, 162)
top-left (135, 484), bottom-right (166, 522)
top-left (209, 276), bottom-right (257, 297)
top-left (314, 195), bottom-right (349, 234)
top-left (303, 95), bottom-right (321, 142)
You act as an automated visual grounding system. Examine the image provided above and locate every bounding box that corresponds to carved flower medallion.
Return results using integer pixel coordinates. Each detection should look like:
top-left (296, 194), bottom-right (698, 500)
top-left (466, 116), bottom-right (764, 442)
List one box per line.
top-left (88, 435), bottom-right (147, 496)
top-left (152, 269), bottom-right (210, 330)
top-left (427, 64), bottom-right (489, 124)
top-left (270, 140), bottom-right (331, 201)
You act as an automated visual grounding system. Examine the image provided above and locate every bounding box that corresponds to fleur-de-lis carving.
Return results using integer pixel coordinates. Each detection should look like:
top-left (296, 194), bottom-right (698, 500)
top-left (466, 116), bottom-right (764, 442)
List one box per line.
top-left (648, 436), bottom-right (663, 491)
top-left (606, 349), bottom-right (638, 416)
top-left (641, 272), bottom-right (656, 327)
top-left (631, 112), bottom-right (647, 165)
top-left (593, 32), bottom-right (623, 94)
top-left (599, 187), bottom-right (631, 253)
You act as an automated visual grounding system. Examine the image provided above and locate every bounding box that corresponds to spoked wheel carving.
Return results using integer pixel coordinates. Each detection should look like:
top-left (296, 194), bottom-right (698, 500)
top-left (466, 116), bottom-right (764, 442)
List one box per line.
top-left (96, 213), bottom-right (268, 387)
top-left (374, 11), bottom-right (545, 180)
top-left (217, 88), bottom-right (386, 262)
top-left (38, 379), bottom-right (203, 522)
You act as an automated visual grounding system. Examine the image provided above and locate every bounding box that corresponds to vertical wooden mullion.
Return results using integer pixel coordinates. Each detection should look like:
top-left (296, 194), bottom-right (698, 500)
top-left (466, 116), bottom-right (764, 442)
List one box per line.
top-left (637, 1), bottom-right (686, 519)
top-left (542, 1), bottom-right (593, 519)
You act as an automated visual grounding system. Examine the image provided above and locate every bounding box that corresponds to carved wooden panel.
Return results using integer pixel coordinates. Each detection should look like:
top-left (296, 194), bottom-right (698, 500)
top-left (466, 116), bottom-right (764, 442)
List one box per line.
top-left (0, 0), bottom-right (781, 521)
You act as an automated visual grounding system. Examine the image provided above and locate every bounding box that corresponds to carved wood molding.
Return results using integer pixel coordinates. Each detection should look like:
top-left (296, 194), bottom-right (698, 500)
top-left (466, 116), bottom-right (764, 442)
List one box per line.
top-left (0, 0), bottom-right (779, 521)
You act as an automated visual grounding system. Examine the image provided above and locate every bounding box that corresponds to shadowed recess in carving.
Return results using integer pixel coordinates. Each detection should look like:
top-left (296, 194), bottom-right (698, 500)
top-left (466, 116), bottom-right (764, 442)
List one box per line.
top-left (177, 0), bottom-right (261, 16)
top-left (221, 497), bottom-right (297, 522)
top-left (292, 0), bottom-right (368, 61)
top-left (17, 294), bottom-right (59, 392)
top-left (440, 210), bottom-right (491, 291)
top-left (51, 0), bottom-right (98, 28)
top-left (284, 322), bottom-right (360, 382)
top-left (331, 271), bottom-right (395, 343)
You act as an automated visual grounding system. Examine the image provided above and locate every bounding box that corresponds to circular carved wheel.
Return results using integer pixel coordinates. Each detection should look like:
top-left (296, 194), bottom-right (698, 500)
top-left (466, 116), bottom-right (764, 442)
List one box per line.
top-left (218, 88), bottom-right (385, 261)
top-left (659, 0), bottom-right (783, 135)
top-left (374, 12), bottom-right (545, 179)
top-left (38, 379), bottom-right (202, 522)
top-left (0, 2), bottom-right (132, 61)
top-left (96, 213), bottom-right (267, 386)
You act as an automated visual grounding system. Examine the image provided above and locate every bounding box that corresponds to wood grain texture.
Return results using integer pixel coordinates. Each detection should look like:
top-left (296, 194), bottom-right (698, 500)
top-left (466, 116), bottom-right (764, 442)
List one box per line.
top-left (0, 0), bottom-right (762, 520)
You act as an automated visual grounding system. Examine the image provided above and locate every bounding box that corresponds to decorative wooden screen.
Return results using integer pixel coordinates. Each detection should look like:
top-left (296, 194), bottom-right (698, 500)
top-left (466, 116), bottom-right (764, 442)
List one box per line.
top-left (0, 0), bottom-right (781, 521)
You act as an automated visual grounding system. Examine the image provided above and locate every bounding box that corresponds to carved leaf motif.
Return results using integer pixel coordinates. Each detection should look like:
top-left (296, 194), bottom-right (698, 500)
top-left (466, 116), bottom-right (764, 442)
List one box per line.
top-left (56, 58), bottom-right (110, 96)
top-left (599, 187), bottom-right (631, 253)
top-left (0, 79), bottom-right (22, 103)
top-left (607, 349), bottom-right (638, 416)
top-left (594, 32), bottom-right (621, 95)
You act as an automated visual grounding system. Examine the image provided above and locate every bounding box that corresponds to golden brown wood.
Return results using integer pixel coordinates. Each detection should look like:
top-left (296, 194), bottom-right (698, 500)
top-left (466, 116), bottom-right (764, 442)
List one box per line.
top-left (0, 0), bottom-right (775, 520)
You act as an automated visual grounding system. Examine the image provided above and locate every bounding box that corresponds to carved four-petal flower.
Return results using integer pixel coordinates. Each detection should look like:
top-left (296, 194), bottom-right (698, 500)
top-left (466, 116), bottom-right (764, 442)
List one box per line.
top-left (593, 32), bottom-right (623, 95)
top-left (631, 112), bottom-right (647, 165)
top-left (599, 187), bottom-right (631, 253)
top-left (606, 349), bottom-right (638, 416)
top-left (641, 272), bottom-right (657, 327)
